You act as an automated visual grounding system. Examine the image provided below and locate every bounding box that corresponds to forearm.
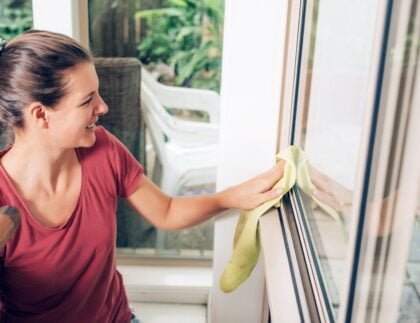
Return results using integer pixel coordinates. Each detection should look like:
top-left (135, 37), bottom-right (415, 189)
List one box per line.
top-left (127, 163), bottom-right (285, 231)
top-left (158, 162), bottom-right (285, 230)
top-left (162, 192), bottom-right (228, 230)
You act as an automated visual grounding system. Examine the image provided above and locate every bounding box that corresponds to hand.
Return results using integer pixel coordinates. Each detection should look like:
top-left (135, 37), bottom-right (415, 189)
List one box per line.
top-left (0, 206), bottom-right (21, 249)
top-left (220, 161), bottom-right (285, 210)
top-left (308, 165), bottom-right (353, 217)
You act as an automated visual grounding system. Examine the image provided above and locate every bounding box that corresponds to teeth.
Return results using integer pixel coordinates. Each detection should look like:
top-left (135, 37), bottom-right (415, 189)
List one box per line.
top-left (86, 123), bottom-right (95, 129)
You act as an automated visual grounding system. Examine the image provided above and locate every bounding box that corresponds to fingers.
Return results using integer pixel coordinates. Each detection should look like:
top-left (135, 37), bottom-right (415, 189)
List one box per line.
top-left (308, 165), bottom-right (353, 204)
top-left (262, 161), bottom-right (285, 189)
top-left (257, 187), bottom-right (283, 206)
top-left (312, 189), bottom-right (341, 211)
top-left (308, 164), bottom-right (331, 192)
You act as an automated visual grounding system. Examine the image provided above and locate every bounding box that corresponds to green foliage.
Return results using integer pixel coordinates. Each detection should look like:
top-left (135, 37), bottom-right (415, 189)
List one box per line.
top-left (136, 0), bottom-right (224, 91)
top-left (0, 0), bottom-right (32, 40)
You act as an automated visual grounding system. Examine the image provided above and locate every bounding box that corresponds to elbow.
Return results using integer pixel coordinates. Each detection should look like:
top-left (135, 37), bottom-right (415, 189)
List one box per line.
top-left (153, 197), bottom-right (180, 230)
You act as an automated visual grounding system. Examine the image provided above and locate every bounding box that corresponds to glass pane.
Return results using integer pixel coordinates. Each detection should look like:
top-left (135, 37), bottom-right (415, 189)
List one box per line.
top-left (359, 0), bottom-right (420, 320)
top-left (292, 0), bottom-right (381, 316)
top-left (88, 0), bottom-right (224, 258)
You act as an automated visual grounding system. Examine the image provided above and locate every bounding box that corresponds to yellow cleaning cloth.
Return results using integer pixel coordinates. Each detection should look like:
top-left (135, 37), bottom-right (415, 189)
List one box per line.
top-left (219, 146), bottom-right (297, 293)
top-left (219, 146), bottom-right (345, 293)
top-left (295, 149), bottom-right (345, 234)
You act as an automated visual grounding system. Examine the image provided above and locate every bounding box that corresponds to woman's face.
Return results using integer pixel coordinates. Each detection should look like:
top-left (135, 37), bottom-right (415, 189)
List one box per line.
top-left (46, 62), bottom-right (108, 149)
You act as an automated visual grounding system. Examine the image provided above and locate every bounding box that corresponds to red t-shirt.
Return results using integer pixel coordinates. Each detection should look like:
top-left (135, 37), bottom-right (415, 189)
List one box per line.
top-left (0, 126), bottom-right (143, 322)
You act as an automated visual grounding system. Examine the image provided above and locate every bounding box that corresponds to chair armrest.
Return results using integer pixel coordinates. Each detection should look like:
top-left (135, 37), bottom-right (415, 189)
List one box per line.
top-left (141, 85), bottom-right (219, 146)
top-left (141, 67), bottom-right (220, 123)
top-left (151, 108), bottom-right (219, 146)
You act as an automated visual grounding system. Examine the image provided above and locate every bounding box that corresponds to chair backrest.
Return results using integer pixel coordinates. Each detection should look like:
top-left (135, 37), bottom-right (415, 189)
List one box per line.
top-left (0, 124), bottom-right (10, 150)
top-left (93, 57), bottom-right (154, 248)
top-left (94, 57), bottom-right (146, 167)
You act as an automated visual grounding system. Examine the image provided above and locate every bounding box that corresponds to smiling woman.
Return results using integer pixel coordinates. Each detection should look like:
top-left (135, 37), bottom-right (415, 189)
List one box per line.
top-left (0, 29), bottom-right (286, 322)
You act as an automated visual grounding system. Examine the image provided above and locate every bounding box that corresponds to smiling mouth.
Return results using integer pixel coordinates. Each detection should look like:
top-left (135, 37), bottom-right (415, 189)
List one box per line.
top-left (86, 123), bottom-right (96, 129)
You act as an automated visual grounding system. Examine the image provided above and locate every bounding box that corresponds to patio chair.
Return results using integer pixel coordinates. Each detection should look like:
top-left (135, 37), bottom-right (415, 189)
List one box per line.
top-left (140, 66), bottom-right (220, 195)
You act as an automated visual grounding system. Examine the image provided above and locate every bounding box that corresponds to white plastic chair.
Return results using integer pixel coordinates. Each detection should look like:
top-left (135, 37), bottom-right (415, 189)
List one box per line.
top-left (140, 67), bottom-right (220, 195)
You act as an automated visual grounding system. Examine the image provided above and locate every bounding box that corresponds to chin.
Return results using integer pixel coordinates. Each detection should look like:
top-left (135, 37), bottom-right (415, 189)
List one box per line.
top-left (78, 131), bottom-right (97, 148)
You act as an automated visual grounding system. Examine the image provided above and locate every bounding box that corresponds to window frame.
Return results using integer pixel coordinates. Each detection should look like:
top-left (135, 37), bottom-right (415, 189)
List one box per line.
top-left (32, 0), bottom-right (88, 47)
top-left (261, 1), bottom-right (420, 323)
top-left (210, 0), bottom-right (290, 321)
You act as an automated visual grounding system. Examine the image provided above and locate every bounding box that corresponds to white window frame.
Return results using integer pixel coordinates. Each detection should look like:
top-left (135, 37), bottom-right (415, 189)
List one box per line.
top-left (32, 0), bottom-right (89, 48)
top-left (210, 0), bottom-right (290, 322)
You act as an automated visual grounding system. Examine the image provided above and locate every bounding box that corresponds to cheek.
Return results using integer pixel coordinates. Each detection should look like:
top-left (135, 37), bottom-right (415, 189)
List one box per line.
top-left (50, 113), bottom-right (85, 136)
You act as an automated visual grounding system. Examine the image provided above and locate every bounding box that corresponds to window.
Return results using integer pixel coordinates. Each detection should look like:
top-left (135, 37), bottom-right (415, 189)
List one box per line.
top-left (287, 0), bottom-right (387, 318)
top-left (263, 0), bottom-right (420, 321)
top-left (88, 0), bottom-right (224, 259)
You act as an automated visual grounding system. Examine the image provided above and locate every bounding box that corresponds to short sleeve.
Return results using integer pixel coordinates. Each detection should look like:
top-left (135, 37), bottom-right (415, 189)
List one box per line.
top-left (104, 129), bottom-right (144, 198)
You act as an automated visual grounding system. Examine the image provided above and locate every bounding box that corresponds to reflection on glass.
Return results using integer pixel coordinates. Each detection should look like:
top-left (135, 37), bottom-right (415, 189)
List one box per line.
top-left (361, 1), bottom-right (420, 321)
top-left (293, 0), bottom-right (380, 316)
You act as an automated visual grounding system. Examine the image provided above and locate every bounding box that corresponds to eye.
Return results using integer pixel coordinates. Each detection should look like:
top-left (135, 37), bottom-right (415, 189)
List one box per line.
top-left (82, 97), bottom-right (93, 106)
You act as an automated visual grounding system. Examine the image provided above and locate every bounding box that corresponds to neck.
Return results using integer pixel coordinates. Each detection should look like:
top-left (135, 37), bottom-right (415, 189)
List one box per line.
top-left (1, 133), bottom-right (78, 195)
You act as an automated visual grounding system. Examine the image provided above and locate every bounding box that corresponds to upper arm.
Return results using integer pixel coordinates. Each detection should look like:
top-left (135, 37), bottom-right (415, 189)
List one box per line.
top-left (124, 175), bottom-right (172, 229)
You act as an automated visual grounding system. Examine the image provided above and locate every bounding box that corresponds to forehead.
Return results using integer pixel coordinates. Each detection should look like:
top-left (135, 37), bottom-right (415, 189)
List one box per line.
top-left (62, 62), bottom-right (98, 99)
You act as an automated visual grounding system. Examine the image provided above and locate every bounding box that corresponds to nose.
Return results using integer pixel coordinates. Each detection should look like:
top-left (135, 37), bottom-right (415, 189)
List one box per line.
top-left (95, 94), bottom-right (109, 116)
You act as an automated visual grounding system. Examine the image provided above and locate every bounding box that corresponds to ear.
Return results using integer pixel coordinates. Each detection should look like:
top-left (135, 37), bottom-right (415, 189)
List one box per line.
top-left (26, 102), bottom-right (49, 129)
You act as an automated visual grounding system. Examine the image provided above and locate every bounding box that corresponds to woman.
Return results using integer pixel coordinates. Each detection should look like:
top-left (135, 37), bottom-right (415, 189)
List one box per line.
top-left (0, 30), bottom-right (284, 322)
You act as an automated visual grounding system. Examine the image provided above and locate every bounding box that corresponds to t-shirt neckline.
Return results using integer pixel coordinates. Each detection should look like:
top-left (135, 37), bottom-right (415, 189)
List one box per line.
top-left (0, 147), bottom-right (84, 231)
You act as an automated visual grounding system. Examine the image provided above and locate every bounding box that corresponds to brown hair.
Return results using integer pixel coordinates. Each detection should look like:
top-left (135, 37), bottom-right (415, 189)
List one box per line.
top-left (0, 29), bottom-right (93, 144)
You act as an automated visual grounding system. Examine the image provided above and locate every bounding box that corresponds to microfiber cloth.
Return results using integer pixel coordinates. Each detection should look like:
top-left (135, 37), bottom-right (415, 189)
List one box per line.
top-left (219, 146), bottom-right (345, 293)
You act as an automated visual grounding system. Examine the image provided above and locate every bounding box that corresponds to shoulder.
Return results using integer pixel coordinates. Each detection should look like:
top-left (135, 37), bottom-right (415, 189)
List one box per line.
top-left (76, 126), bottom-right (120, 197)
top-left (75, 126), bottom-right (118, 178)
top-left (78, 125), bottom-right (135, 174)
top-left (91, 125), bottom-right (113, 151)
top-left (91, 126), bottom-right (126, 154)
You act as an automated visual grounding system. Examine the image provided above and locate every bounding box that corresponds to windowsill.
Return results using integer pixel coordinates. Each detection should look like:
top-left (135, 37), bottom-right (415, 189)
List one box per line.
top-left (117, 252), bottom-right (212, 268)
top-left (117, 264), bottom-right (212, 305)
